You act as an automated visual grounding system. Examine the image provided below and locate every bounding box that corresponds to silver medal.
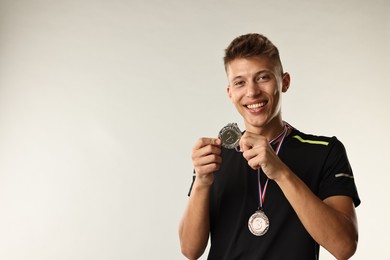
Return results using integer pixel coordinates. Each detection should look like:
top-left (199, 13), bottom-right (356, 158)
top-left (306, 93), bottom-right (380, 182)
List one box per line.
top-left (218, 123), bottom-right (242, 149)
top-left (248, 210), bottom-right (270, 236)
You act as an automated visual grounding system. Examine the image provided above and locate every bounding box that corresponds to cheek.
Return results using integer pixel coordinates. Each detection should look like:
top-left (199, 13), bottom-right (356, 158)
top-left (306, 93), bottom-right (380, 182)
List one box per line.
top-left (228, 91), bottom-right (240, 103)
top-left (269, 85), bottom-right (282, 100)
top-left (231, 93), bottom-right (238, 102)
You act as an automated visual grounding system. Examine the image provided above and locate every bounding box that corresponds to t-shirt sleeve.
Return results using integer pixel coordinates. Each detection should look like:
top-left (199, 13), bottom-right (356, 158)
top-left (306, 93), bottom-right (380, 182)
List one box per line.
top-left (318, 138), bottom-right (361, 207)
top-left (187, 171), bottom-right (196, 196)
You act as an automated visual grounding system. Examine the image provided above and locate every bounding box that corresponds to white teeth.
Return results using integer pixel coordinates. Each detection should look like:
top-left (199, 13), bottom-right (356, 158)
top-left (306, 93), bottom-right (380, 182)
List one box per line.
top-left (247, 102), bottom-right (265, 109)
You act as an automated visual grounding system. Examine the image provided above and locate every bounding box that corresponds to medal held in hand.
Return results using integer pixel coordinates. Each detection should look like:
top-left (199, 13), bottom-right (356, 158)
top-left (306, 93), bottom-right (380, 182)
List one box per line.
top-left (248, 210), bottom-right (270, 236)
top-left (218, 123), bottom-right (242, 149)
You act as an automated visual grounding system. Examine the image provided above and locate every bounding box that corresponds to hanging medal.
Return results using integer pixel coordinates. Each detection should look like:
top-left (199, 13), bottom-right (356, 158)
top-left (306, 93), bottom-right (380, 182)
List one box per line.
top-left (247, 123), bottom-right (291, 236)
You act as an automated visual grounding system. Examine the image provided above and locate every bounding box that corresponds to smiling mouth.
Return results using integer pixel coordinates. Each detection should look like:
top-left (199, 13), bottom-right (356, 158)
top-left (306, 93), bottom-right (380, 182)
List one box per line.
top-left (246, 102), bottom-right (267, 110)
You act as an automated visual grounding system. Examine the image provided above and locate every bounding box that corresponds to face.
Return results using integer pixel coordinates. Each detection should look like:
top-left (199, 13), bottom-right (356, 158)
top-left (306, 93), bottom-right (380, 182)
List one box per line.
top-left (226, 56), bottom-right (290, 134)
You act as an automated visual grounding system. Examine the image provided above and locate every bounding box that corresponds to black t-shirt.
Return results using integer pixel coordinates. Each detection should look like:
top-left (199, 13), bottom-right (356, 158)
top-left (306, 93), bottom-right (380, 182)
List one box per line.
top-left (189, 128), bottom-right (360, 260)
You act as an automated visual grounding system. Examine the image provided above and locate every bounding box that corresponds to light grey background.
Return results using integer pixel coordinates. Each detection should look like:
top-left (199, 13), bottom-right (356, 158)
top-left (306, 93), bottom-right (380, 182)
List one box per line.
top-left (0, 0), bottom-right (389, 259)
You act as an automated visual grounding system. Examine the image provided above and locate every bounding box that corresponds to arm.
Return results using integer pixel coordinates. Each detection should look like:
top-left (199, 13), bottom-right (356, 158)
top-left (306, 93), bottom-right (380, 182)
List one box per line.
top-left (179, 179), bottom-right (211, 260)
top-left (179, 138), bottom-right (221, 260)
top-left (276, 170), bottom-right (358, 260)
top-left (241, 132), bottom-right (358, 260)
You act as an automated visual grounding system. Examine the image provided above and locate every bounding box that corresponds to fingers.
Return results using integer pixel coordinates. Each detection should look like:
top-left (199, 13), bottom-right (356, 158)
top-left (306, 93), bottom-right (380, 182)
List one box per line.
top-left (243, 149), bottom-right (263, 170)
top-left (192, 138), bottom-right (222, 176)
top-left (240, 132), bottom-right (277, 172)
top-left (239, 131), bottom-right (268, 153)
top-left (193, 137), bottom-right (221, 151)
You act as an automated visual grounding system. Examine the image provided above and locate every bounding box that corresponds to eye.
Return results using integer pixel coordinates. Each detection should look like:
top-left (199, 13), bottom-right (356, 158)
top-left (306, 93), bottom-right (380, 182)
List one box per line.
top-left (256, 74), bottom-right (270, 82)
top-left (234, 80), bottom-right (245, 87)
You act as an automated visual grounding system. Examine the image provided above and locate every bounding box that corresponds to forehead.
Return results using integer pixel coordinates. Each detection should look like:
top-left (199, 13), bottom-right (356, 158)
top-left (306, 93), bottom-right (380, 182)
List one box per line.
top-left (226, 56), bottom-right (279, 80)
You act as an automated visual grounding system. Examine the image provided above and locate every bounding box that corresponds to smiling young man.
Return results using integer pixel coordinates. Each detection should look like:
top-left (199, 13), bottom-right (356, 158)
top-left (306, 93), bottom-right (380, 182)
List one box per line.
top-left (179, 33), bottom-right (360, 260)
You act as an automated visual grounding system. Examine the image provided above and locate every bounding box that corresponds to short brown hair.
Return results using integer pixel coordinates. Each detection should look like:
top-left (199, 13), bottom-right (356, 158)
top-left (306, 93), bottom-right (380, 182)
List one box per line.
top-left (223, 33), bottom-right (284, 74)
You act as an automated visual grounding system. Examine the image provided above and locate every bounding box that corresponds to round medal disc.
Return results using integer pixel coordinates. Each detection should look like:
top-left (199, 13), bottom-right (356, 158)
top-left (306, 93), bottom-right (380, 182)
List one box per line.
top-left (248, 210), bottom-right (270, 236)
top-left (218, 123), bottom-right (242, 149)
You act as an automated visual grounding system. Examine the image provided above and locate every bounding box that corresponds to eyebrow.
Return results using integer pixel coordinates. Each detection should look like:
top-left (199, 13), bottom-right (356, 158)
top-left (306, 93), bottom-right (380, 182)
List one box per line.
top-left (230, 70), bottom-right (271, 82)
top-left (231, 75), bottom-right (244, 82)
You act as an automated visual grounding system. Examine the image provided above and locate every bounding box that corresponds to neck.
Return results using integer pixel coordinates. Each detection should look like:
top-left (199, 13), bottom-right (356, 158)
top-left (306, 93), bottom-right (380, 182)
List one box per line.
top-left (245, 119), bottom-right (286, 142)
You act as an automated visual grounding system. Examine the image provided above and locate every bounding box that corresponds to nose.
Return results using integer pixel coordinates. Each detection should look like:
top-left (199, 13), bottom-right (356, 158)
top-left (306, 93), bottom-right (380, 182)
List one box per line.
top-left (246, 80), bottom-right (261, 98)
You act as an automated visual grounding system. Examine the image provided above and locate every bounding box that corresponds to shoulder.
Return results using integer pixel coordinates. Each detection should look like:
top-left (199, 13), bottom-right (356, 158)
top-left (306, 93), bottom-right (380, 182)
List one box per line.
top-left (285, 128), bottom-right (350, 164)
top-left (289, 128), bottom-right (334, 145)
top-left (288, 128), bottom-right (346, 150)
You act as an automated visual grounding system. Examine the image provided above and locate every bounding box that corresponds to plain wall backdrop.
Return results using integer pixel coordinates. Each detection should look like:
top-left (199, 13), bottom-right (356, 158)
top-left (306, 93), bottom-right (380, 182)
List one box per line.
top-left (0, 0), bottom-right (389, 259)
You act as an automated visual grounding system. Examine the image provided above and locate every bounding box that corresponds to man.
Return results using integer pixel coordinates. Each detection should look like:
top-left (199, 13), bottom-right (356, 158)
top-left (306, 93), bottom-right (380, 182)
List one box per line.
top-left (179, 33), bottom-right (360, 260)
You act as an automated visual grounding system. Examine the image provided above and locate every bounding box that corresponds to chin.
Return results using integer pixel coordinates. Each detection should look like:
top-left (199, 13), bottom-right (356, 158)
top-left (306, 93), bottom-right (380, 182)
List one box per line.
top-left (248, 116), bottom-right (268, 125)
top-left (246, 121), bottom-right (267, 129)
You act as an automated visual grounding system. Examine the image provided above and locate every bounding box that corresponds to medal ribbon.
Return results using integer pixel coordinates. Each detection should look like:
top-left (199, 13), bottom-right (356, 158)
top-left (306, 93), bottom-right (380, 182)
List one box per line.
top-left (257, 123), bottom-right (290, 210)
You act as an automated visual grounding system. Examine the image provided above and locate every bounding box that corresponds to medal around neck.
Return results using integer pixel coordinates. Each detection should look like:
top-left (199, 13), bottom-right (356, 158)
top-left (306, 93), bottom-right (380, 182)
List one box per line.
top-left (248, 210), bottom-right (270, 236)
top-left (218, 123), bottom-right (242, 149)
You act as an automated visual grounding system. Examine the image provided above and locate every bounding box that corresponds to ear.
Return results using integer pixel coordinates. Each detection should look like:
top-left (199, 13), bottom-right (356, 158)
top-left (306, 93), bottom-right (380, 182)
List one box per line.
top-left (282, 72), bottom-right (290, 93)
top-left (227, 85), bottom-right (233, 100)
